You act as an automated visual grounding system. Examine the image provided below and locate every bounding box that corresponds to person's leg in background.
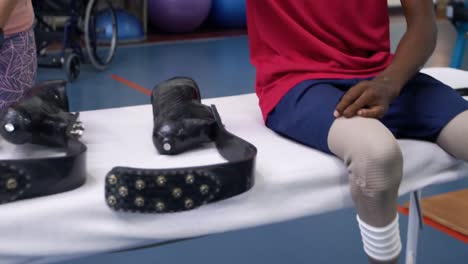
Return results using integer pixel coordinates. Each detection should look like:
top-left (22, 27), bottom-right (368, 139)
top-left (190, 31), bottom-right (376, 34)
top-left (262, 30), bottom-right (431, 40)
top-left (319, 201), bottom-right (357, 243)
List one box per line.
top-left (380, 72), bottom-right (468, 169)
top-left (267, 79), bottom-right (403, 264)
top-left (437, 110), bottom-right (468, 161)
top-left (0, 27), bottom-right (37, 112)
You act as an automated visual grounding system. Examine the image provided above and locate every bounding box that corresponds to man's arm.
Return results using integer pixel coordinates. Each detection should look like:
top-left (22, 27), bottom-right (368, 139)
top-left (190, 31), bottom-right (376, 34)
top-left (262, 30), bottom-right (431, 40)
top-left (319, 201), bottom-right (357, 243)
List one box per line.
top-left (335, 0), bottom-right (437, 118)
top-left (0, 0), bottom-right (19, 28)
top-left (377, 0), bottom-right (437, 88)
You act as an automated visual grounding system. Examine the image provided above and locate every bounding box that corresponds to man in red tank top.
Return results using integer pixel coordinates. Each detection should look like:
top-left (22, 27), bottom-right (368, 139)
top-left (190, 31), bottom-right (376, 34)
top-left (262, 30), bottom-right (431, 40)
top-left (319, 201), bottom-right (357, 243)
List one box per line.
top-left (247, 0), bottom-right (396, 120)
top-left (247, 1), bottom-right (468, 263)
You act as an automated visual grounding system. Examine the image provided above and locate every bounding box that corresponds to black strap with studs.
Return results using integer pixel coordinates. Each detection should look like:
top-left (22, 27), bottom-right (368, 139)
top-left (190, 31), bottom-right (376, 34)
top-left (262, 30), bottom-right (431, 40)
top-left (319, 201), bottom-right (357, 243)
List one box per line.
top-left (0, 80), bottom-right (87, 204)
top-left (105, 105), bottom-right (257, 213)
top-left (0, 139), bottom-right (87, 204)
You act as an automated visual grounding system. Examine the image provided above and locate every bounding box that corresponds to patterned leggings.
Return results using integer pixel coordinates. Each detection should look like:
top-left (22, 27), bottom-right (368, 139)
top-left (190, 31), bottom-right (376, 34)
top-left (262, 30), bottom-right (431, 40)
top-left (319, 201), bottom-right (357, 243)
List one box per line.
top-left (0, 27), bottom-right (37, 112)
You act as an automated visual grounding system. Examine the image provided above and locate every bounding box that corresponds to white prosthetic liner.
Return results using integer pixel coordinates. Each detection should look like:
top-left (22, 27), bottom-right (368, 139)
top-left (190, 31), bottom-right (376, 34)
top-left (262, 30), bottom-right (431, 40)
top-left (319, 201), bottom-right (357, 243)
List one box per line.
top-left (357, 214), bottom-right (402, 261)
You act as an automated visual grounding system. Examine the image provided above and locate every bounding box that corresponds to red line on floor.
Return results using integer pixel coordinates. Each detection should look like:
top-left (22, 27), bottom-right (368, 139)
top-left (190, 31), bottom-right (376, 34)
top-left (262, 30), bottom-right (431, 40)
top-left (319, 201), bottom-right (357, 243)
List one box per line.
top-left (111, 74), bottom-right (151, 96)
top-left (397, 205), bottom-right (468, 243)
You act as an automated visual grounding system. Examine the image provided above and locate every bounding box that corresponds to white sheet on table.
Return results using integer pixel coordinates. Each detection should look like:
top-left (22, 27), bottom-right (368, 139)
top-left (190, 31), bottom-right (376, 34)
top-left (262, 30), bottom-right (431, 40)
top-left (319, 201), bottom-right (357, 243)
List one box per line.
top-left (0, 67), bottom-right (467, 264)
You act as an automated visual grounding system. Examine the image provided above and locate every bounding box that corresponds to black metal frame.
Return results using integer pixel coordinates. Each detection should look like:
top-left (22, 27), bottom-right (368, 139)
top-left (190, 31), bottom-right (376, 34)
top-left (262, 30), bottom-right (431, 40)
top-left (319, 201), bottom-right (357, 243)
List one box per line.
top-left (33, 0), bottom-right (117, 81)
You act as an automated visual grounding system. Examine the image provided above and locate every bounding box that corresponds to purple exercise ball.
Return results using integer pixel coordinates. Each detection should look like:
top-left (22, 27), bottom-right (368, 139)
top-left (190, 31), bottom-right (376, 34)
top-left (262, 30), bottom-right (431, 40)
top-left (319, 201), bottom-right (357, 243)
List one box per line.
top-left (148, 0), bottom-right (212, 33)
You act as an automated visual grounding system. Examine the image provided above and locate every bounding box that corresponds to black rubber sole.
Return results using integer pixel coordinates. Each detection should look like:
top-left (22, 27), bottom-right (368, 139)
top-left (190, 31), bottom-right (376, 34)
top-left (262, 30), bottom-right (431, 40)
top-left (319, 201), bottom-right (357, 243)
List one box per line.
top-left (105, 167), bottom-right (222, 213)
top-left (0, 163), bottom-right (31, 204)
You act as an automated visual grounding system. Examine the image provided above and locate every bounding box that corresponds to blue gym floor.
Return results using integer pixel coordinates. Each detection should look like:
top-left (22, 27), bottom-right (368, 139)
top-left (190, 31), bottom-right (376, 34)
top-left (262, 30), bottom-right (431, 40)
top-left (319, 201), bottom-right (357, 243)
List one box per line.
top-left (37, 36), bottom-right (468, 264)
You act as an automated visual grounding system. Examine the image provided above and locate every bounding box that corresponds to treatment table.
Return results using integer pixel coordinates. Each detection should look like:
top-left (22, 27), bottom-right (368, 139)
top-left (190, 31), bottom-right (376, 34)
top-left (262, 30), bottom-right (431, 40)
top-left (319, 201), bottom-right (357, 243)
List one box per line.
top-left (0, 67), bottom-right (467, 264)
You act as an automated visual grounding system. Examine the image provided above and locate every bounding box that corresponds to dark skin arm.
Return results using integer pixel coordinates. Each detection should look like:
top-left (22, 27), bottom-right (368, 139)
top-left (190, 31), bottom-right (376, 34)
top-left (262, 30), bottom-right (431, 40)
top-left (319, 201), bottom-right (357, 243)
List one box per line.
top-left (0, 0), bottom-right (19, 28)
top-left (335, 0), bottom-right (437, 119)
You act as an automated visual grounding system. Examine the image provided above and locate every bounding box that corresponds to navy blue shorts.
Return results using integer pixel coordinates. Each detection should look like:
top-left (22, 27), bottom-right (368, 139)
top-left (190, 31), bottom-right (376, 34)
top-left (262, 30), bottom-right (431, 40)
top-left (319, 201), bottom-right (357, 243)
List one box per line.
top-left (266, 73), bottom-right (468, 155)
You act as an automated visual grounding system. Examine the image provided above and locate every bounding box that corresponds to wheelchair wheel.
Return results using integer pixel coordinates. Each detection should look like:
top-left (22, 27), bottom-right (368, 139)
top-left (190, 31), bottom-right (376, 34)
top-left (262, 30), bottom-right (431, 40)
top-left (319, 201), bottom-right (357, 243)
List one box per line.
top-left (84, 0), bottom-right (117, 71)
top-left (64, 53), bottom-right (81, 82)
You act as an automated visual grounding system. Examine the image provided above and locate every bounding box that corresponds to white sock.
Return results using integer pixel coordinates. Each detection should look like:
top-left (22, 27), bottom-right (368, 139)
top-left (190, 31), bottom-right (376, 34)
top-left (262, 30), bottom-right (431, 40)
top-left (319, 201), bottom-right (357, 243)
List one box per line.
top-left (356, 214), bottom-right (402, 261)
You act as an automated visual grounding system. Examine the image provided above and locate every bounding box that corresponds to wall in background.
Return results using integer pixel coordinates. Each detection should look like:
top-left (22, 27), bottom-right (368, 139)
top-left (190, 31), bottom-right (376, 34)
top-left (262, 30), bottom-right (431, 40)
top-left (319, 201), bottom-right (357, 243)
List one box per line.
top-left (389, 0), bottom-right (438, 7)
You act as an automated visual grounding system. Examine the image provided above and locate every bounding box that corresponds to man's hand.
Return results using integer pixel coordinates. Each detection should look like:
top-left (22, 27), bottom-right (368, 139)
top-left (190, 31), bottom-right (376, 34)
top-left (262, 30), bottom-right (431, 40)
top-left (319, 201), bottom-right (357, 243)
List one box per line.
top-left (334, 78), bottom-right (401, 119)
top-left (334, 0), bottom-right (437, 120)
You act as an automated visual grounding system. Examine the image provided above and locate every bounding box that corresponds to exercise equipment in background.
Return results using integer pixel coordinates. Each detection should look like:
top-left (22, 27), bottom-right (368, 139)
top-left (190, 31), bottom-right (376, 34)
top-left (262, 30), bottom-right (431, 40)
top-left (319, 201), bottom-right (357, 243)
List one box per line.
top-left (147, 0), bottom-right (212, 33)
top-left (33, 0), bottom-right (118, 81)
top-left (210, 0), bottom-right (247, 28)
top-left (447, 0), bottom-right (468, 68)
top-left (97, 9), bottom-right (145, 43)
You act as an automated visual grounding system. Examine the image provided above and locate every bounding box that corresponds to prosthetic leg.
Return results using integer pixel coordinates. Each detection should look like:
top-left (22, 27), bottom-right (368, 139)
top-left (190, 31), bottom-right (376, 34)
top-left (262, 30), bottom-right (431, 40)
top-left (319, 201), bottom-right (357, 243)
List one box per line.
top-left (105, 77), bottom-right (257, 213)
top-left (0, 80), bottom-right (87, 204)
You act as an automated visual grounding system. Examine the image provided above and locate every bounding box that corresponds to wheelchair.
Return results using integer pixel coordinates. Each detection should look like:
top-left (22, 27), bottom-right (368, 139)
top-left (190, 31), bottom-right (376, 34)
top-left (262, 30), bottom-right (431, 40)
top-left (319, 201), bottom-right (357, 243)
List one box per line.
top-left (33, 0), bottom-right (118, 81)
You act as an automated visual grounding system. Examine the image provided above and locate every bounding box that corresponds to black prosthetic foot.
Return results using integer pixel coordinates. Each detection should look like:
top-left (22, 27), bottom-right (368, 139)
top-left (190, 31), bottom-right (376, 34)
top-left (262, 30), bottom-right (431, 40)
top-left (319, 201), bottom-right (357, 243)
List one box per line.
top-left (105, 77), bottom-right (257, 214)
top-left (0, 80), bottom-right (87, 204)
top-left (152, 77), bottom-right (216, 155)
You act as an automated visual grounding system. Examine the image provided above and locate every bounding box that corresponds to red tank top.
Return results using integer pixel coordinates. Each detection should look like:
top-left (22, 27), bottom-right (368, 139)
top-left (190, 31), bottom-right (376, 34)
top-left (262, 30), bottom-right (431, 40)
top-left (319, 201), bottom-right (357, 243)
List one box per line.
top-left (246, 0), bottom-right (393, 121)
